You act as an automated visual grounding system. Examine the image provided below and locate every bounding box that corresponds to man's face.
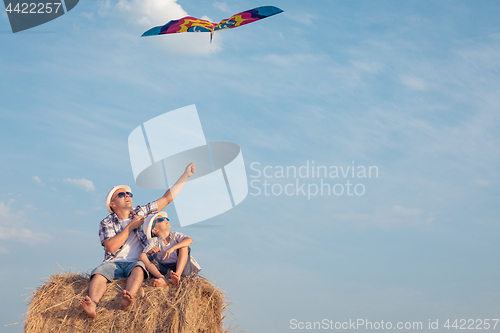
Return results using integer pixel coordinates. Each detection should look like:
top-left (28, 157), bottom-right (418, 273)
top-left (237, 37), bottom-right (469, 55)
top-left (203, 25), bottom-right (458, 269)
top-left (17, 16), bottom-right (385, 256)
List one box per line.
top-left (109, 188), bottom-right (133, 212)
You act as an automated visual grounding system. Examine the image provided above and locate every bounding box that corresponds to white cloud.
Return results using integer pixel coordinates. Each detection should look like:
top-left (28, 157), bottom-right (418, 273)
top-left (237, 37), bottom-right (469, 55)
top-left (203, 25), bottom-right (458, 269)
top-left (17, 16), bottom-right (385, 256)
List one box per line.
top-left (113, 0), bottom-right (187, 27)
top-left (391, 205), bottom-right (424, 216)
top-left (213, 2), bottom-right (231, 13)
top-left (259, 53), bottom-right (328, 67)
top-left (351, 61), bottom-right (384, 74)
top-left (285, 12), bottom-right (316, 26)
top-left (334, 205), bottom-right (435, 229)
top-left (401, 75), bottom-right (428, 91)
top-left (0, 201), bottom-right (51, 245)
top-left (200, 15), bottom-right (212, 22)
top-left (474, 179), bottom-right (490, 187)
top-left (80, 11), bottom-right (94, 21)
top-left (63, 178), bottom-right (95, 192)
top-left (146, 30), bottom-right (224, 55)
top-left (23, 204), bottom-right (38, 211)
top-left (74, 210), bottom-right (90, 216)
top-left (99, 0), bottom-right (223, 55)
top-left (33, 176), bottom-right (43, 185)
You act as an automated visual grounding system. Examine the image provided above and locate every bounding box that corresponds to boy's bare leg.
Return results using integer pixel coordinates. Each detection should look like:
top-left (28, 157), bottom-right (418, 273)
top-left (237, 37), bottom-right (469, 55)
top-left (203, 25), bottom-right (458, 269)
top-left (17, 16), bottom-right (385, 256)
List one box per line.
top-left (138, 253), bottom-right (168, 287)
top-left (170, 271), bottom-right (180, 286)
top-left (121, 266), bottom-right (144, 310)
top-left (171, 247), bottom-right (189, 286)
top-left (80, 274), bottom-right (107, 318)
top-left (175, 247), bottom-right (189, 276)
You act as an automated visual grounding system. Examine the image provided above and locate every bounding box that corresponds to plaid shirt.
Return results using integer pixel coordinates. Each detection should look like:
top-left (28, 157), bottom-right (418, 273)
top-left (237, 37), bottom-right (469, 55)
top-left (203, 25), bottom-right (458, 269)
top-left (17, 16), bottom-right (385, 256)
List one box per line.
top-left (98, 201), bottom-right (158, 262)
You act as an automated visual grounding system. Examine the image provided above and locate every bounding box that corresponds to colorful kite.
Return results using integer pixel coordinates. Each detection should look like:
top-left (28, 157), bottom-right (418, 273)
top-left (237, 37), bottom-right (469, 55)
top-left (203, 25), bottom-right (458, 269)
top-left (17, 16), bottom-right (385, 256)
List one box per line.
top-left (141, 6), bottom-right (283, 42)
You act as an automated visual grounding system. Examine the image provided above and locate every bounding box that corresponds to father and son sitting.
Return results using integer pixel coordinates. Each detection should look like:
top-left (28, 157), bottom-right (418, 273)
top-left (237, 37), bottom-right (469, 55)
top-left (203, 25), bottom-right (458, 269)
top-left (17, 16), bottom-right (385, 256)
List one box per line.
top-left (80, 163), bottom-right (199, 318)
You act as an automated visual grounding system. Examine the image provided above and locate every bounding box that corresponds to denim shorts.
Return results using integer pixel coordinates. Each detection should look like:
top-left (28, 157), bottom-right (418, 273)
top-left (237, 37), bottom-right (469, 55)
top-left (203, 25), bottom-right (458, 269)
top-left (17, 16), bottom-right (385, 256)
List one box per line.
top-left (90, 260), bottom-right (148, 281)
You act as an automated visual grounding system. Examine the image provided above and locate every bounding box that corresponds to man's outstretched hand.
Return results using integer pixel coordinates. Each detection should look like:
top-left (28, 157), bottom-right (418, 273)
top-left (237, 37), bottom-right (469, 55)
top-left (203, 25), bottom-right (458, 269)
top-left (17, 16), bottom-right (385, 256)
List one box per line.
top-left (157, 162), bottom-right (197, 212)
top-left (185, 162), bottom-right (196, 177)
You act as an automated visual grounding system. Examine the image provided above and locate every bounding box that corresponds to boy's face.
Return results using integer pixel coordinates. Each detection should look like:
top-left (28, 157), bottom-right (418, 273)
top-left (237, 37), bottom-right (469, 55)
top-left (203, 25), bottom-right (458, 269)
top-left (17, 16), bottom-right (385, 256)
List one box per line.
top-left (152, 216), bottom-right (171, 236)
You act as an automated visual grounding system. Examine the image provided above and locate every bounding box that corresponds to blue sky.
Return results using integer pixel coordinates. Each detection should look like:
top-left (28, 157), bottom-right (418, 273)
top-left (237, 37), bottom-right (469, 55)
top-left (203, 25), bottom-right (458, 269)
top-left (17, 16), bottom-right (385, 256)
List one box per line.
top-left (1, 0), bottom-right (500, 332)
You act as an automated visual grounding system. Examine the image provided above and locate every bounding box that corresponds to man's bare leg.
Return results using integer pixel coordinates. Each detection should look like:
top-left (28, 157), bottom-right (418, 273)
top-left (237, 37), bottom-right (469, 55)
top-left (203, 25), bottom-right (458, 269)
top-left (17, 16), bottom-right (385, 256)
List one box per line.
top-left (80, 274), bottom-right (108, 318)
top-left (121, 266), bottom-right (144, 310)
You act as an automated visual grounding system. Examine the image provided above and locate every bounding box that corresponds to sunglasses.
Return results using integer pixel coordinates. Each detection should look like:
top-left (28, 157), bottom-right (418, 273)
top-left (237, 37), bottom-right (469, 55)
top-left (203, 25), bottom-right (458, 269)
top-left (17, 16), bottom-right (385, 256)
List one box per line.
top-left (151, 217), bottom-right (169, 237)
top-left (112, 192), bottom-right (133, 200)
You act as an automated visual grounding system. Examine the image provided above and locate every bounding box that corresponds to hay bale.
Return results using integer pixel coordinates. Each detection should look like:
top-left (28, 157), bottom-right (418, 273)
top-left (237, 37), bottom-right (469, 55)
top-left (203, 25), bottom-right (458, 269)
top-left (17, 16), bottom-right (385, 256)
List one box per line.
top-left (24, 272), bottom-right (230, 333)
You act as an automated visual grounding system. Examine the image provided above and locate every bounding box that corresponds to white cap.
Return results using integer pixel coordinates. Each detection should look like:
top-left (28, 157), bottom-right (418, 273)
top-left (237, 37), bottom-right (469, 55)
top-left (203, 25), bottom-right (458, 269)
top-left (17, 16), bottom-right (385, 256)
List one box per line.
top-left (143, 211), bottom-right (168, 240)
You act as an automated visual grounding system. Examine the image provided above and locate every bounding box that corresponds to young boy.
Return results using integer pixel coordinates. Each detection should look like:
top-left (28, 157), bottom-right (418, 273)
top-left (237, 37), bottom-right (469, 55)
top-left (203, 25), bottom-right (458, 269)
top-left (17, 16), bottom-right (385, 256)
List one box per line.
top-left (139, 212), bottom-right (198, 286)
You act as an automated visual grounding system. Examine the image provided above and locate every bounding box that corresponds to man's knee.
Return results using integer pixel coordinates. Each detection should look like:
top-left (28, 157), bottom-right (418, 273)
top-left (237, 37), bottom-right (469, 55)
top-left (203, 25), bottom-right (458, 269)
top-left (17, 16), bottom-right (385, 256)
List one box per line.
top-left (131, 266), bottom-right (144, 273)
top-left (130, 265), bottom-right (146, 279)
top-left (91, 273), bottom-right (109, 283)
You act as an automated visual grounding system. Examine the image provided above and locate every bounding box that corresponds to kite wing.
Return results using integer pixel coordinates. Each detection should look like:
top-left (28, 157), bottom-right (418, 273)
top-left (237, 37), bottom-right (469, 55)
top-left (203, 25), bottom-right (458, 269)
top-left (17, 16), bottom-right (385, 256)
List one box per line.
top-left (214, 6), bottom-right (283, 31)
top-left (141, 6), bottom-right (283, 41)
top-left (142, 16), bottom-right (216, 37)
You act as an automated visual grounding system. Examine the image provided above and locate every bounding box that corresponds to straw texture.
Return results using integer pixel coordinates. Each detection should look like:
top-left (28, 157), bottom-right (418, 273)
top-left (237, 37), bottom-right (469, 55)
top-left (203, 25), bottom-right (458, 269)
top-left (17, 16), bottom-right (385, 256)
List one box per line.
top-left (24, 272), bottom-right (230, 333)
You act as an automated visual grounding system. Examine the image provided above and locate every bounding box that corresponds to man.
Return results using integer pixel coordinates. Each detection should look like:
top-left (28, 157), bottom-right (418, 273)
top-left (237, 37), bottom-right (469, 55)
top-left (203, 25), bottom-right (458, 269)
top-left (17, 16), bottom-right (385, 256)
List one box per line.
top-left (80, 162), bottom-right (196, 318)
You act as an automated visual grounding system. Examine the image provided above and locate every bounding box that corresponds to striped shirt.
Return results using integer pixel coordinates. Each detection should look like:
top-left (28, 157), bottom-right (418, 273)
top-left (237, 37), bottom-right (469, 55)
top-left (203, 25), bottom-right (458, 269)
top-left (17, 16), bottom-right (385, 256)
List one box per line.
top-left (98, 201), bottom-right (158, 262)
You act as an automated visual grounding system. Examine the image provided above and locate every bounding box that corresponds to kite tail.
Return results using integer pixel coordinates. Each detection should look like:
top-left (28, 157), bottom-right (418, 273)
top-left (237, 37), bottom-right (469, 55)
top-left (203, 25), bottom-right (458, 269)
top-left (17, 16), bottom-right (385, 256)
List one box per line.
top-left (210, 29), bottom-right (214, 43)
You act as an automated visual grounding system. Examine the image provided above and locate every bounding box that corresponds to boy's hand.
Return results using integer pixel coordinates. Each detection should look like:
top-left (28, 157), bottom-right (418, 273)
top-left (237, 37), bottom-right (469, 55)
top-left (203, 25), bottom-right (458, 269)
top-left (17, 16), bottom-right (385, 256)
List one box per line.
top-left (147, 246), bottom-right (161, 255)
top-left (184, 163), bottom-right (196, 177)
top-left (163, 248), bottom-right (175, 260)
top-left (129, 215), bottom-right (145, 230)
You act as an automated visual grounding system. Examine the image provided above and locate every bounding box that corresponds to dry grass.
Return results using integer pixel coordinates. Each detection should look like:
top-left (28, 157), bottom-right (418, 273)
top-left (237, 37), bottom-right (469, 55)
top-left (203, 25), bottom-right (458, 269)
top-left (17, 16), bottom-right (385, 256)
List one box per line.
top-left (24, 272), bottom-right (230, 333)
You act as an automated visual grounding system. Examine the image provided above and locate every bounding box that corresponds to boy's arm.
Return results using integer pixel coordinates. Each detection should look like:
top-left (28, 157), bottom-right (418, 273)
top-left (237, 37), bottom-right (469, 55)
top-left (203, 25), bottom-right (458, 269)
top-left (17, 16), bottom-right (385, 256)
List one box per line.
top-left (163, 237), bottom-right (193, 260)
top-left (138, 253), bottom-right (164, 279)
top-left (156, 163), bottom-right (196, 212)
top-left (143, 237), bottom-right (162, 255)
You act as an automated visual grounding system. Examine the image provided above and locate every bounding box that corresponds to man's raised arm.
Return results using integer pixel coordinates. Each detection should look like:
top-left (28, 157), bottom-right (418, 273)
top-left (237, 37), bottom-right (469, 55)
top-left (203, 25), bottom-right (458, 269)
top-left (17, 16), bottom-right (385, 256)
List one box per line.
top-left (157, 163), bottom-right (196, 212)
